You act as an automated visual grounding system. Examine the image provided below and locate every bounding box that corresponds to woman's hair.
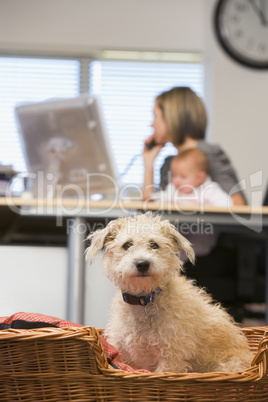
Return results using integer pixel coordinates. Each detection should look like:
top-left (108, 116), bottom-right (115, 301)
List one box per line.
top-left (156, 87), bottom-right (207, 146)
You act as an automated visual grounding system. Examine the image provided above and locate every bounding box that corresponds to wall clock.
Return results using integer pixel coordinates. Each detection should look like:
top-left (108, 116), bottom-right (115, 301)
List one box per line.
top-left (214, 0), bottom-right (268, 69)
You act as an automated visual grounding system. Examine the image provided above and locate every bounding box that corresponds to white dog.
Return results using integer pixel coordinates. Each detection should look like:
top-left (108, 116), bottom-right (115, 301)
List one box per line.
top-left (87, 213), bottom-right (253, 373)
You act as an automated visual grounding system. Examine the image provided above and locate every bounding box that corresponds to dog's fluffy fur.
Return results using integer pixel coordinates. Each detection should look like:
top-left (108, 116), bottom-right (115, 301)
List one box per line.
top-left (86, 213), bottom-right (253, 373)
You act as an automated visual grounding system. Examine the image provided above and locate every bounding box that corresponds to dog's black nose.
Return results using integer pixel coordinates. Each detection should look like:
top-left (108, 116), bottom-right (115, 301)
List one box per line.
top-left (136, 260), bottom-right (150, 273)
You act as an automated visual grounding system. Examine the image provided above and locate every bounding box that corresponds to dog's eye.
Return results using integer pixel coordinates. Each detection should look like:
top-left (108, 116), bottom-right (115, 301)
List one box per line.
top-left (149, 241), bottom-right (159, 249)
top-left (123, 241), bottom-right (133, 250)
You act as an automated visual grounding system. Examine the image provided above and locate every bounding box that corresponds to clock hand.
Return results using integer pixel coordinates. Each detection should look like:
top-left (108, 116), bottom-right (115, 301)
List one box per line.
top-left (247, 0), bottom-right (268, 26)
top-left (261, 0), bottom-right (268, 23)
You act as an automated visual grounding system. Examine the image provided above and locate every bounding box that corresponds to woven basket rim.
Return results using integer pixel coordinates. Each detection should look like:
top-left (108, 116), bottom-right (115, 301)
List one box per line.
top-left (0, 325), bottom-right (267, 383)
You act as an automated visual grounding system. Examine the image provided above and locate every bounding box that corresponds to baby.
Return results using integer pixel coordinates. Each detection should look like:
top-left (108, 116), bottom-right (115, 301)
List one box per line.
top-left (151, 149), bottom-right (232, 258)
top-left (152, 148), bottom-right (232, 207)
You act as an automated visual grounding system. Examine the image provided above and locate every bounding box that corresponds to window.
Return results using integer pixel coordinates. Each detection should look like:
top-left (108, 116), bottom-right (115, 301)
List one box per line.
top-left (0, 53), bottom-right (203, 188)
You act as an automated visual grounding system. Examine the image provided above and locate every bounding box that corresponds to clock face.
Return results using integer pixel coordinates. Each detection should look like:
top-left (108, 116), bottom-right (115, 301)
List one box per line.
top-left (214, 0), bottom-right (268, 69)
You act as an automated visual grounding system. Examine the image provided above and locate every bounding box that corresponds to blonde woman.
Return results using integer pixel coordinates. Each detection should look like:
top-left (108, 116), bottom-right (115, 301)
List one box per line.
top-left (143, 87), bottom-right (245, 205)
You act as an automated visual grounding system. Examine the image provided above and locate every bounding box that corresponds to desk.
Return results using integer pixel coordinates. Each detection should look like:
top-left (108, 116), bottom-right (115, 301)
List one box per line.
top-left (1, 197), bottom-right (268, 324)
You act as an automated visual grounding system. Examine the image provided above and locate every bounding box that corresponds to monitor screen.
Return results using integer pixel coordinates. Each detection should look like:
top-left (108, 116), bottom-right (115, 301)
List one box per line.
top-left (15, 95), bottom-right (119, 199)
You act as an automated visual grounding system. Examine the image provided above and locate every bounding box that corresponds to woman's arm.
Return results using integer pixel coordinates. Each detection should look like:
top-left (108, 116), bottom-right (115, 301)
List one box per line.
top-left (142, 140), bottom-right (163, 200)
top-left (143, 159), bottom-right (155, 200)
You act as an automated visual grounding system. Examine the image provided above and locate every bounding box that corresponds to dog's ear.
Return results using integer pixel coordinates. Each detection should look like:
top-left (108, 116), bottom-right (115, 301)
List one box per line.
top-left (85, 218), bottom-right (124, 263)
top-left (162, 220), bottom-right (195, 264)
top-left (172, 230), bottom-right (195, 264)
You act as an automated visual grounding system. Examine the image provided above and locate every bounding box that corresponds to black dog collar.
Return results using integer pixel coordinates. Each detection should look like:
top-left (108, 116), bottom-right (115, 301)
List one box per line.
top-left (122, 288), bottom-right (162, 306)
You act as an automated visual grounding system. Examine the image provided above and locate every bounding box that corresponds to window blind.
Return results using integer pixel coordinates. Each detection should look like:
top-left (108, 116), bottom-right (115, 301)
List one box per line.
top-left (0, 57), bottom-right (80, 173)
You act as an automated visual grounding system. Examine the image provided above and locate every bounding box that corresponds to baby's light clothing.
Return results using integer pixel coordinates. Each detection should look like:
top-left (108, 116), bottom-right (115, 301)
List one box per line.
top-left (151, 176), bottom-right (232, 208)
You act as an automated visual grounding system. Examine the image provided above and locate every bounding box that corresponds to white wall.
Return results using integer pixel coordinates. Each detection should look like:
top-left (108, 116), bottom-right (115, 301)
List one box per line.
top-left (85, 252), bottom-right (117, 328)
top-left (0, 246), bottom-right (68, 318)
top-left (0, 244), bottom-right (115, 328)
top-left (0, 0), bottom-right (205, 53)
top-left (203, 1), bottom-right (268, 204)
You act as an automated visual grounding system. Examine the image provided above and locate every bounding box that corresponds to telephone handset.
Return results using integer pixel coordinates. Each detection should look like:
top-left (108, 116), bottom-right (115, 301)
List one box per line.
top-left (146, 139), bottom-right (157, 150)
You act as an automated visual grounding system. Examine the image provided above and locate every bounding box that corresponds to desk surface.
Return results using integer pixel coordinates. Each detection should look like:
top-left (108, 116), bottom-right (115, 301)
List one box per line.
top-left (1, 197), bottom-right (268, 232)
top-left (1, 196), bottom-right (268, 213)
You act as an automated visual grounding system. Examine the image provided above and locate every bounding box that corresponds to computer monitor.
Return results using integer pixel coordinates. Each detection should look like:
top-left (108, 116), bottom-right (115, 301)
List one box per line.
top-left (15, 95), bottom-right (119, 199)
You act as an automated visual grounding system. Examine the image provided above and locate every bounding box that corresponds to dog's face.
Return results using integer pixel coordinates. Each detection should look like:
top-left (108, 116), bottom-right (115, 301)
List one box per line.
top-left (86, 213), bottom-right (194, 295)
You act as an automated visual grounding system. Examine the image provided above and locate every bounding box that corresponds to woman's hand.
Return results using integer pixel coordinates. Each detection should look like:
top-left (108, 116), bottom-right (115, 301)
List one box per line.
top-left (231, 193), bottom-right (246, 206)
top-left (144, 134), bottom-right (156, 149)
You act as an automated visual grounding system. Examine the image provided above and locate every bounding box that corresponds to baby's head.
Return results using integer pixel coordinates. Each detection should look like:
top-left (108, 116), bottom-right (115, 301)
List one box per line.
top-left (171, 149), bottom-right (209, 194)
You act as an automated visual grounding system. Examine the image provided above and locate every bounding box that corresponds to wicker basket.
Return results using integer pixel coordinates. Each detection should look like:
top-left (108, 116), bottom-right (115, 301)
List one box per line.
top-left (0, 326), bottom-right (267, 401)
